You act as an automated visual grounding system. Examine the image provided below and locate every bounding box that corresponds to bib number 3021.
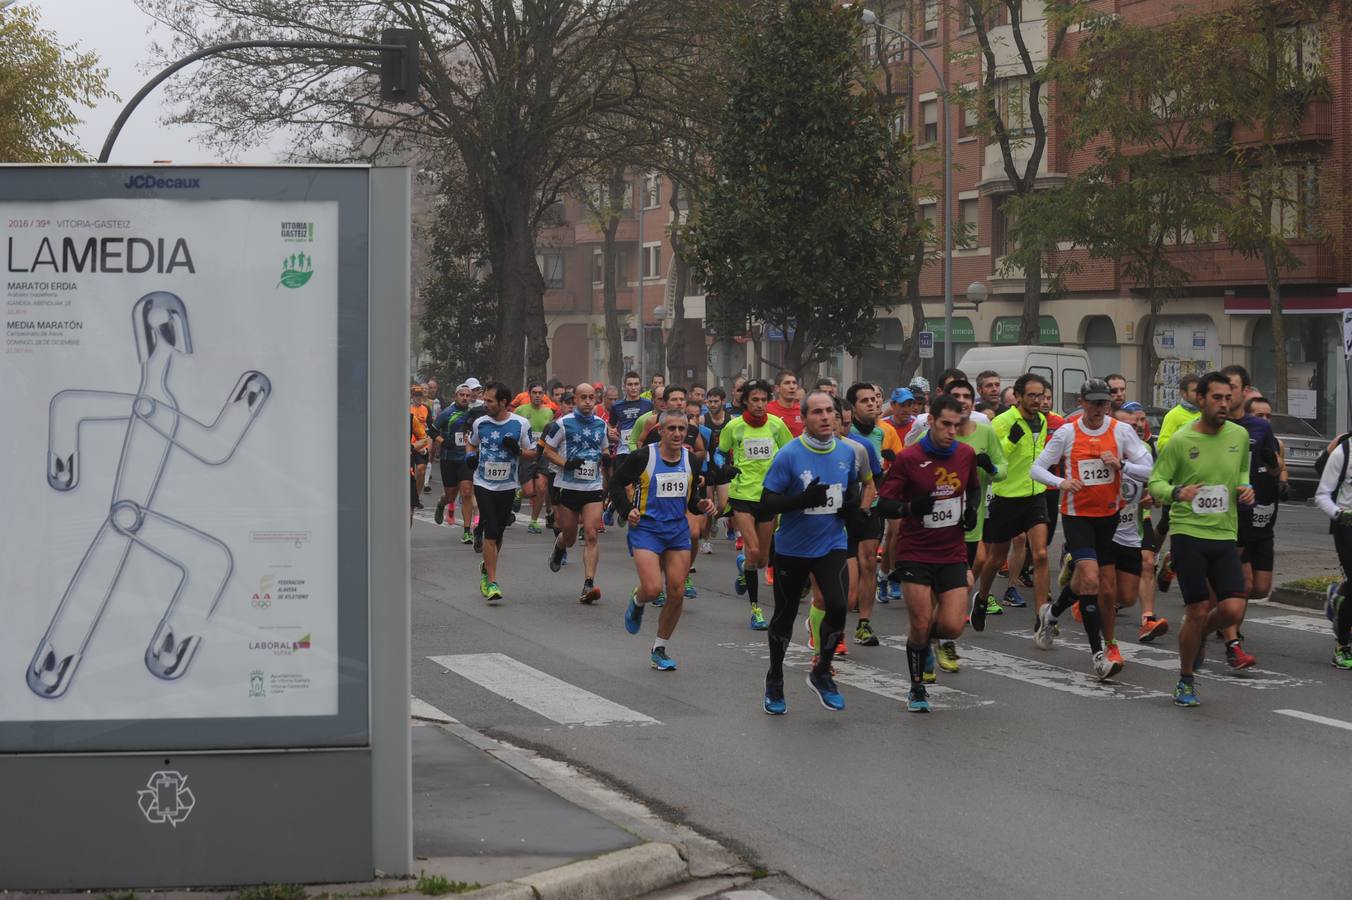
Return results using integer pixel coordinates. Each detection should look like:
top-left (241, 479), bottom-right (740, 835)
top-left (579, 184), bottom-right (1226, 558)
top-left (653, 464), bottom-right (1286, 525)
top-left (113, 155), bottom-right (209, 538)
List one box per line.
top-left (1192, 484), bottom-right (1229, 515)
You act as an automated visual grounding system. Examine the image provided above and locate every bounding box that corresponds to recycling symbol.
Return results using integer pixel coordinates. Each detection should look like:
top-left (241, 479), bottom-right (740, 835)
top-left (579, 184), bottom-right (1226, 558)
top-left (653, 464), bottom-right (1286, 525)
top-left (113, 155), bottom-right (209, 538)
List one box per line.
top-left (138, 770), bottom-right (196, 827)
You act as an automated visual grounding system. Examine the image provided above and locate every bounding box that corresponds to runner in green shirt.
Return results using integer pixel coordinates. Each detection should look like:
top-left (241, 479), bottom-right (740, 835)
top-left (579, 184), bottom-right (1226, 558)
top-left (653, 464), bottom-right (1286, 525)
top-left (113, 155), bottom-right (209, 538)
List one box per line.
top-left (1152, 372), bottom-right (1202, 593)
top-left (1147, 371), bottom-right (1255, 708)
top-left (716, 379), bottom-right (793, 630)
top-left (516, 383), bottom-right (557, 533)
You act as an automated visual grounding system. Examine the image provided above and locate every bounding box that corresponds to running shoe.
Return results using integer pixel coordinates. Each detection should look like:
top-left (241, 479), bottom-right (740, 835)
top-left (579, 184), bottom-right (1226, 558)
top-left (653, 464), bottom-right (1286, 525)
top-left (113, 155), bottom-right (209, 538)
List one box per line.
top-left (887, 579), bottom-right (902, 601)
top-left (998, 560), bottom-right (1010, 578)
top-left (1105, 641), bottom-right (1125, 668)
top-left (906, 685), bottom-right (931, 713)
top-left (652, 591), bottom-right (665, 608)
top-left (854, 620), bottom-right (879, 646)
top-left (1057, 553), bottom-right (1073, 589)
top-left (1332, 645), bottom-right (1352, 670)
top-left (580, 583), bottom-right (601, 604)
top-left (700, 540), bottom-right (713, 555)
top-left (1002, 586), bottom-right (1027, 608)
top-left (423, 483), bottom-right (432, 494)
top-left (560, 548), bottom-right (568, 567)
top-left (1327, 582), bottom-right (1342, 623)
top-left (650, 648), bottom-right (677, 671)
top-left (1172, 677), bottom-right (1199, 707)
top-left (1071, 601), bottom-right (1083, 623)
top-left (765, 566), bottom-right (776, 587)
top-left (479, 573), bottom-right (489, 598)
top-left (806, 670), bottom-right (845, 711)
top-left (683, 575), bottom-right (697, 599)
top-left (876, 571), bottom-right (890, 604)
top-left (603, 505), bottom-right (614, 527)
top-left (434, 499), bottom-right (447, 525)
top-left (734, 553), bottom-right (747, 596)
top-left (1092, 649), bottom-right (1121, 681)
top-left (937, 641), bottom-right (960, 673)
top-left (969, 590), bottom-right (987, 632)
top-left (548, 544), bottom-right (565, 573)
top-left (1018, 565), bottom-right (1035, 589)
top-left (1225, 641), bottom-right (1257, 670)
top-left (1138, 616), bottom-right (1169, 642)
top-left (922, 647), bottom-right (937, 684)
top-left (763, 677), bottom-right (787, 715)
top-left (1156, 551), bottom-right (1174, 593)
top-left (512, 491), bottom-right (523, 513)
top-left (835, 637), bottom-right (848, 657)
top-left (624, 589), bottom-right (644, 634)
top-left (527, 520), bottom-right (543, 535)
top-left (985, 595), bottom-right (1003, 617)
top-left (735, 535), bottom-right (744, 551)
top-left (461, 528), bottom-right (474, 545)
top-left (1034, 604), bottom-right (1056, 650)
top-left (750, 604), bottom-right (767, 630)
top-left (805, 617), bottom-right (816, 650)
top-left (484, 582), bottom-right (503, 602)
top-left (413, 499), bottom-right (424, 509)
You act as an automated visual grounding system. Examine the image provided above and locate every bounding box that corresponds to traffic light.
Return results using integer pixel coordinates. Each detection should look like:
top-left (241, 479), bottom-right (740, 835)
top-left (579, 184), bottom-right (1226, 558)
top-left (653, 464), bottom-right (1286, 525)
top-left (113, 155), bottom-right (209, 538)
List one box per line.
top-left (380, 28), bottom-right (420, 103)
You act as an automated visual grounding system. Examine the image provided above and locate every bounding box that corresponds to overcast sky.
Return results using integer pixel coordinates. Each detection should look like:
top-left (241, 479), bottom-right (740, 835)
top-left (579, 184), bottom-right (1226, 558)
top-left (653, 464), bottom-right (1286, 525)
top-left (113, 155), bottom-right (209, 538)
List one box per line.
top-left (31, 0), bottom-right (285, 164)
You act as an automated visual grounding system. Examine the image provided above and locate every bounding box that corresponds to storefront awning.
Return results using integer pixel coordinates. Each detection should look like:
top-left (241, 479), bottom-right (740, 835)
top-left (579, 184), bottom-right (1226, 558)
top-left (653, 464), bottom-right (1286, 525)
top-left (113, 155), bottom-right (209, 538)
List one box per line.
top-left (1224, 289), bottom-right (1352, 315)
top-left (923, 316), bottom-right (975, 343)
top-left (993, 315), bottom-right (1060, 344)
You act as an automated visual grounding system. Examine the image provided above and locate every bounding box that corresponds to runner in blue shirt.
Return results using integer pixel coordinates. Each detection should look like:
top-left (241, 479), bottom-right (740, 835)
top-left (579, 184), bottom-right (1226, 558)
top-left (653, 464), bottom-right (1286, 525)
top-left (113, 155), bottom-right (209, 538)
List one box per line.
top-left (433, 383), bottom-right (487, 543)
top-left (540, 383), bottom-right (609, 604)
top-left (756, 391), bottom-right (867, 715)
top-left (467, 382), bottom-right (536, 602)
top-left (604, 371), bottom-right (654, 526)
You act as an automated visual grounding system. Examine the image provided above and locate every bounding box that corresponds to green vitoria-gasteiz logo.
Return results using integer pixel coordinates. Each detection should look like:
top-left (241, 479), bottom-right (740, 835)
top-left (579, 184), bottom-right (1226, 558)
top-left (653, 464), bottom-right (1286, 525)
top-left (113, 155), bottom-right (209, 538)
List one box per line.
top-left (278, 252), bottom-right (314, 289)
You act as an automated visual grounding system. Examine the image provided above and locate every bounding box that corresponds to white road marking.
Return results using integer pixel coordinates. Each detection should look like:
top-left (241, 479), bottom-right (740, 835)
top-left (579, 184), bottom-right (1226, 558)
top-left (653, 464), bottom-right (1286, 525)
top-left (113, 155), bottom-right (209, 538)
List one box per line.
top-left (1247, 614), bottom-right (1332, 637)
top-left (720, 642), bottom-right (993, 710)
top-left (427, 653), bottom-right (661, 727)
top-left (1002, 630), bottom-right (1320, 690)
top-left (411, 696), bottom-right (457, 723)
top-left (723, 891), bottom-right (782, 900)
top-left (1274, 709), bottom-right (1352, 732)
top-left (879, 636), bottom-right (1168, 700)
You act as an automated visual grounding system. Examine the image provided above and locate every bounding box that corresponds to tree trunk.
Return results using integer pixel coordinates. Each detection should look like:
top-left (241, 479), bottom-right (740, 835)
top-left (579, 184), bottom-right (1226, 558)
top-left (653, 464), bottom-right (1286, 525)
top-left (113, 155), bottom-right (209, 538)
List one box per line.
top-left (1019, 255), bottom-right (1043, 345)
top-left (602, 169), bottom-right (626, 387)
top-left (490, 186), bottom-right (542, 390)
top-left (1264, 246), bottom-right (1290, 414)
top-left (665, 183), bottom-right (690, 385)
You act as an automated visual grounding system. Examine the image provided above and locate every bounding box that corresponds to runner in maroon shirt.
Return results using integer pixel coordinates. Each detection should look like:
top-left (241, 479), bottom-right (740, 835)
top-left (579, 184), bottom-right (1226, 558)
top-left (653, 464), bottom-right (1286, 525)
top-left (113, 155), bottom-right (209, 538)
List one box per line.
top-left (878, 395), bottom-right (981, 713)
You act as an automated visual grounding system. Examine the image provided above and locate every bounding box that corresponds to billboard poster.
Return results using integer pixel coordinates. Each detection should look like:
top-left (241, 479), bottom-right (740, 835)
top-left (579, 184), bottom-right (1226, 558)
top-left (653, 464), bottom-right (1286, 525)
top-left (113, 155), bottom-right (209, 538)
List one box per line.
top-left (2, 198), bottom-right (339, 722)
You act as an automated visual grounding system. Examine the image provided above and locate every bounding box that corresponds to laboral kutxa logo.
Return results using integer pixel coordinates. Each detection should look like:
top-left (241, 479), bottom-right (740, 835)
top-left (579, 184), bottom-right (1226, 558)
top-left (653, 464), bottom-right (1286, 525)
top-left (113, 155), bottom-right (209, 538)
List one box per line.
top-left (249, 633), bottom-right (313, 655)
top-left (278, 251), bottom-right (314, 289)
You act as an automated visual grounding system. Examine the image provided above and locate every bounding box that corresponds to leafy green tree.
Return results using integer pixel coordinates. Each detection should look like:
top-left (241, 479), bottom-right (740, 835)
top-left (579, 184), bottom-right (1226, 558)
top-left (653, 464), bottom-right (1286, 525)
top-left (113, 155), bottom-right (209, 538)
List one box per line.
top-left (689, 0), bottom-right (917, 376)
top-left (0, 5), bottom-right (114, 162)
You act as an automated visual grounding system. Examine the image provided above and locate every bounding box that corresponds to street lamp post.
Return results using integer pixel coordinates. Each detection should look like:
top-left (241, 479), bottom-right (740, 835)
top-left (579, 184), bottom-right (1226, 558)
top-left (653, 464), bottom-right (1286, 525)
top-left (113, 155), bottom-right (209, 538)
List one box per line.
top-left (635, 174), bottom-right (646, 384)
top-left (852, 6), bottom-right (955, 369)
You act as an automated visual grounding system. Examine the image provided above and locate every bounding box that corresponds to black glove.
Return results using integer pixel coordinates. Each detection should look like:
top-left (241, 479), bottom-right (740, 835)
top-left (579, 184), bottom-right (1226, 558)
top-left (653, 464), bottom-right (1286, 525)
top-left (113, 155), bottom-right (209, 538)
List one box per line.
top-left (881, 449), bottom-right (896, 462)
top-left (798, 478), bottom-right (830, 509)
top-left (1007, 423), bottom-right (1025, 443)
top-left (911, 495), bottom-right (936, 517)
top-left (718, 463), bottom-right (741, 485)
top-left (875, 497), bottom-right (906, 519)
top-left (976, 452), bottom-right (996, 474)
top-left (501, 436), bottom-right (521, 457)
top-left (563, 457), bottom-right (583, 471)
top-left (466, 454), bottom-right (479, 472)
top-left (1279, 480), bottom-right (1291, 501)
top-left (962, 503), bottom-right (979, 532)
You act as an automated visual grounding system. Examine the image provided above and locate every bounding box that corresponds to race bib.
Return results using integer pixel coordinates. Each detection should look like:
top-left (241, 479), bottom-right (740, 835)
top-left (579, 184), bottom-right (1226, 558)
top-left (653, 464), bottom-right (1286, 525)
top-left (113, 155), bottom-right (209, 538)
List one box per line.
top-left (1250, 503), bottom-right (1275, 529)
top-left (573, 460), bottom-right (599, 482)
top-left (481, 460), bottom-right (511, 482)
top-left (924, 496), bottom-right (962, 529)
top-left (742, 437), bottom-right (775, 461)
top-left (655, 472), bottom-right (688, 498)
top-left (453, 431), bottom-right (467, 447)
top-left (1192, 484), bottom-right (1229, 515)
top-left (1118, 506), bottom-right (1137, 529)
top-left (1077, 457), bottom-right (1113, 486)
top-left (804, 483), bottom-right (844, 516)
top-left (619, 428), bottom-right (632, 446)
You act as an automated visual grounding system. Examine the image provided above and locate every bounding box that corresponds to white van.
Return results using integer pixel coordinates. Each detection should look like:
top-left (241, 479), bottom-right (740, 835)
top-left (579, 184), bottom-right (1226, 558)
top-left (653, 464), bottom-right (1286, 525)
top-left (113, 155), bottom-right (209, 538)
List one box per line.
top-left (958, 345), bottom-right (1094, 414)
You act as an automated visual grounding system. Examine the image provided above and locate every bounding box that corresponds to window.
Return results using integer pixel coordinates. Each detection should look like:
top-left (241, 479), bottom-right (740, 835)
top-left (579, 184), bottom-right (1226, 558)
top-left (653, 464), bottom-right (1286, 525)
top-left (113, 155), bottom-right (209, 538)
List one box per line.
top-left (592, 250), bottom-right (604, 285)
top-left (537, 252), bottom-right (565, 290)
top-left (921, 100), bottom-right (938, 144)
top-left (919, 202), bottom-right (938, 248)
top-left (541, 199), bottom-right (566, 227)
top-left (959, 100), bottom-right (979, 138)
top-left (922, 0), bottom-right (939, 41)
top-left (642, 173), bottom-right (662, 209)
top-left (1270, 161), bottom-right (1320, 239)
top-left (992, 195), bottom-right (1018, 258)
top-left (641, 244), bottom-right (661, 279)
top-left (586, 181), bottom-right (632, 212)
top-left (959, 198), bottom-right (980, 249)
top-left (1030, 366), bottom-right (1054, 403)
top-left (1278, 22), bottom-right (1322, 78)
top-left (889, 107), bottom-right (909, 139)
top-left (996, 76), bottom-right (1037, 136)
top-left (1061, 368), bottom-right (1086, 414)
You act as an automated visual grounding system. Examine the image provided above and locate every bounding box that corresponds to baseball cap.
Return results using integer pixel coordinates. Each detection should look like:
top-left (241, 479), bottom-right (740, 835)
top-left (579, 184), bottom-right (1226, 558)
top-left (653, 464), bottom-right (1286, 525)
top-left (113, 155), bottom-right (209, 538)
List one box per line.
top-left (909, 376), bottom-right (931, 394)
top-left (890, 387), bottom-right (915, 405)
top-left (592, 381), bottom-right (605, 391)
top-left (1122, 400), bottom-right (1144, 413)
top-left (463, 377), bottom-right (483, 390)
top-left (1080, 378), bottom-right (1112, 402)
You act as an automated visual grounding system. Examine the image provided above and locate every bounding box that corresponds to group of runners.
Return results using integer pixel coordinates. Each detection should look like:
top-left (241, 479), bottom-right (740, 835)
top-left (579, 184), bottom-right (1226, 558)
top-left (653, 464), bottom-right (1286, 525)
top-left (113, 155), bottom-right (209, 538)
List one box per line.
top-left (411, 363), bottom-right (1352, 715)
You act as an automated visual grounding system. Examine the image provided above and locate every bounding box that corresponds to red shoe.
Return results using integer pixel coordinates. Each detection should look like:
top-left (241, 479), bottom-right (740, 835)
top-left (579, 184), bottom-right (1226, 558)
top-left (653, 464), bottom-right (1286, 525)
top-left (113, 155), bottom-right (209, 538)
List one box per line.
top-left (1226, 641), bottom-right (1257, 670)
top-left (1138, 616), bottom-right (1169, 642)
top-left (835, 638), bottom-right (848, 657)
top-left (735, 536), bottom-right (744, 551)
top-left (1105, 641), bottom-right (1124, 667)
top-left (1072, 601), bottom-right (1082, 623)
top-left (998, 561), bottom-right (1010, 578)
top-left (765, 565), bottom-right (775, 586)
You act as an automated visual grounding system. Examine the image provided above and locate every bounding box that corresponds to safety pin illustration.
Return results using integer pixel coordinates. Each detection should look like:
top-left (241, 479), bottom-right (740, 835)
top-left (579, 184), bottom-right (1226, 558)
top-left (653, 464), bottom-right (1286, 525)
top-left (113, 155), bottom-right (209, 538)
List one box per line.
top-left (27, 291), bottom-right (271, 699)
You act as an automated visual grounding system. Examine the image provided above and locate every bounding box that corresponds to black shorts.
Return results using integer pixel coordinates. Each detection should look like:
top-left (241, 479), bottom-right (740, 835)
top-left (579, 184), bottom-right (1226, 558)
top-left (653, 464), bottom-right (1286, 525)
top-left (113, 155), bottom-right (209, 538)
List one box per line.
top-left (440, 457), bottom-right (474, 486)
top-left (730, 498), bottom-right (775, 523)
top-left (848, 509), bottom-right (885, 553)
top-left (1139, 513), bottom-right (1158, 553)
top-left (474, 486), bottom-right (516, 543)
top-left (552, 488), bottom-right (605, 513)
top-left (1170, 533), bottom-right (1246, 605)
top-left (895, 560), bottom-right (969, 594)
top-left (1062, 514), bottom-right (1118, 565)
top-left (1239, 535), bottom-right (1275, 573)
top-left (1107, 542), bottom-right (1143, 577)
top-left (984, 495), bottom-right (1049, 545)
top-left (411, 451), bottom-right (429, 469)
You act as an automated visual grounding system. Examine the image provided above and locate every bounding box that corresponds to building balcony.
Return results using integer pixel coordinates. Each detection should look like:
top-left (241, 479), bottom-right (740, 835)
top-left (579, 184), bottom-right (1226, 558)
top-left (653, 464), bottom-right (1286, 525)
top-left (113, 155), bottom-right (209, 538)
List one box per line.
top-left (574, 217), bottom-right (641, 246)
top-left (1230, 97), bottom-right (1333, 147)
top-left (1152, 240), bottom-right (1335, 287)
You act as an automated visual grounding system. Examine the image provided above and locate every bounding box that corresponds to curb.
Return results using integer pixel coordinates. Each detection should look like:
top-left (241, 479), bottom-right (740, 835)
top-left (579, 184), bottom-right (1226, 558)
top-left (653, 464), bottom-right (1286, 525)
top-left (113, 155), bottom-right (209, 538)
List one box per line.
top-left (452, 842), bottom-right (689, 900)
top-left (1270, 587), bottom-right (1327, 611)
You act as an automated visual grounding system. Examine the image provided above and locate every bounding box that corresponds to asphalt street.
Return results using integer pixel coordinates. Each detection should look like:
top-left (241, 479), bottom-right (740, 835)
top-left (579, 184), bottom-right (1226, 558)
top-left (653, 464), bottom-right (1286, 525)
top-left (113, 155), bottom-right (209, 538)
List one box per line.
top-left (410, 489), bottom-right (1349, 900)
